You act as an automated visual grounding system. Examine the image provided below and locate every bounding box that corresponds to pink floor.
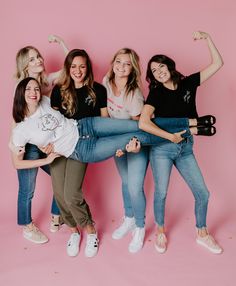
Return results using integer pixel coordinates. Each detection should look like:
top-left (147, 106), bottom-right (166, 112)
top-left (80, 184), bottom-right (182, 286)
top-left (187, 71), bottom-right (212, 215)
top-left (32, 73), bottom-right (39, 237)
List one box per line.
top-left (1, 168), bottom-right (235, 286)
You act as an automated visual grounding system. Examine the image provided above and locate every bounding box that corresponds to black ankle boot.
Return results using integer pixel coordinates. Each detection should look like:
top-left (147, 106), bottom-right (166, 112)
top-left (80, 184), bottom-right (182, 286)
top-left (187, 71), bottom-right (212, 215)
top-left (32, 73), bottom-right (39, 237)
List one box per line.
top-left (196, 126), bottom-right (216, 136)
top-left (197, 115), bottom-right (216, 126)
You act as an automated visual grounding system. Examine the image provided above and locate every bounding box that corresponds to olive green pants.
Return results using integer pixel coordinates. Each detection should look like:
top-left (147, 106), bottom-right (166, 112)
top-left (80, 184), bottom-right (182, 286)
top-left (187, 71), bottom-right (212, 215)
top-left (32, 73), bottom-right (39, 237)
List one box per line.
top-left (50, 157), bottom-right (94, 228)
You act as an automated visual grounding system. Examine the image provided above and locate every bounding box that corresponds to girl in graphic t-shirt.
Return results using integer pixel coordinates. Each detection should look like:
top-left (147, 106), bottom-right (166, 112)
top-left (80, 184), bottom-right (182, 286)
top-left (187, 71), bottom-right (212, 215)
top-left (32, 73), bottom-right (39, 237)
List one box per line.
top-left (140, 31), bottom-right (223, 254)
top-left (11, 35), bottom-right (68, 244)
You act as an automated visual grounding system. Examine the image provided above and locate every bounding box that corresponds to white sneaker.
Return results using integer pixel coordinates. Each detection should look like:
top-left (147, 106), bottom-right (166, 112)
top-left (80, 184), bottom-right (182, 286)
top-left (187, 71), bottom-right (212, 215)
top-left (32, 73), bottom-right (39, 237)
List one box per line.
top-left (50, 215), bottom-right (63, 233)
top-left (23, 223), bottom-right (48, 244)
top-left (112, 217), bottom-right (136, 240)
top-left (85, 233), bottom-right (99, 258)
top-left (196, 234), bottom-right (223, 254)
top-left (154, 233), bottom-right (167, 253)
top-left (67, 233), bottom-right (81, 257)
top-left (128, 227), bottom-right (145, 253)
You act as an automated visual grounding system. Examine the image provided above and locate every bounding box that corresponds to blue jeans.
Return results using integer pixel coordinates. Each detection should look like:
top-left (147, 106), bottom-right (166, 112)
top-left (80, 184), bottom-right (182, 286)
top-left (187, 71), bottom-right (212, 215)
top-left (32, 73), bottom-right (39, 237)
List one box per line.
top-left (150, 137), bottom-right (210, 228)
top-left (70, 117), bottom-right (190, 163)
top-left (17, 144), bottom-right (60, 225)
top-left (114, 147), bottom-right (149, 227)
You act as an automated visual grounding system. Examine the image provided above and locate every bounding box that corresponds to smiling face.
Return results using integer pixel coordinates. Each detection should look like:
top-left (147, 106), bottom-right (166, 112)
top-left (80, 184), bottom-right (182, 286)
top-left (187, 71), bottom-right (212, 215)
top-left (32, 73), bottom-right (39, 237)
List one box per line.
top-left (24, 79), bottom-right (41, 107)
top-left (150, 62), bottom-right (172, 85)
top-left (70, 56), bottom-right (87, 88)
top-left (113, 53), bottom-right (133, 79)
top-left (27, 49), bottom-right (45, 76)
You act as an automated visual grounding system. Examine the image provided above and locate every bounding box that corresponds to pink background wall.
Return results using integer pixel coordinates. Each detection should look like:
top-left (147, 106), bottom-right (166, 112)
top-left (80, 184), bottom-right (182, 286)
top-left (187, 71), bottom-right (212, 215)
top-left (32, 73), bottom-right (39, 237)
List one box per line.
top-left (1, 0), bottom-right (235, 285)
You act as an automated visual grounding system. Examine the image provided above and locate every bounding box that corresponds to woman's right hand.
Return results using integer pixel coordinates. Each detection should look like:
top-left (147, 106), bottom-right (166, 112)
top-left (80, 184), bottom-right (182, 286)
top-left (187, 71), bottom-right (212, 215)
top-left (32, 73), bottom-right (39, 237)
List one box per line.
top-left (46, 152), bottom-right (61, 164)
top-left (39, 143), bottom-right (54, 155)
top-left (171, 130), bottom-right (186, 143)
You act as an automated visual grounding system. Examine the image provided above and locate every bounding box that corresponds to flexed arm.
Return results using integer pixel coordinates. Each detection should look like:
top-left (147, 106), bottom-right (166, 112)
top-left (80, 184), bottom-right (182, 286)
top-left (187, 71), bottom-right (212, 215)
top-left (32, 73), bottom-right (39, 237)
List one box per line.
top-left (193, 31), bottom-right (224, 84)
top-left (48, 34), bottom-right (69, 55)
top-left (47, 35), bottom-right (70, 87)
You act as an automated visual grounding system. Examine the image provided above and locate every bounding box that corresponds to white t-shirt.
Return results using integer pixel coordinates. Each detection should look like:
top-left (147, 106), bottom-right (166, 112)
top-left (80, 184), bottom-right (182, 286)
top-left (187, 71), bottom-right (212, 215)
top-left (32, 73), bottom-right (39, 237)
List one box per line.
top-left (102, 76), bottom-right (144, 119)
top-left (11, 96), bottom-right (79, 157)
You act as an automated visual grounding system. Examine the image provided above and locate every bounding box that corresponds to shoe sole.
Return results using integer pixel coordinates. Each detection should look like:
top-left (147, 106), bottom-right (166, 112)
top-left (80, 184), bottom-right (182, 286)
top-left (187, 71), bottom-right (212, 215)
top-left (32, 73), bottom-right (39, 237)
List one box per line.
top-left (23, 234), bottom-right (48, 244)
top-left (128, 245), bottom-right (143, 253)
top-left (112, 225), bottom-right (136, 240)
top-left (84, 250), bottom-right (98, 258)
top-left (67, 251), bottom-right (79, 257)
top-left (154, 244), bottom-right (166, 253)
top-left (196, 239), bottom-right (223, 254)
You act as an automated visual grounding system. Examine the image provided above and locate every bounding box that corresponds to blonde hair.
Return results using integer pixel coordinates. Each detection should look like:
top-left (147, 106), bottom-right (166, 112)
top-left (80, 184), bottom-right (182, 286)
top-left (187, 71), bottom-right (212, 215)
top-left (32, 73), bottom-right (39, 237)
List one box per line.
top-left (15, 46), bottom-right (48, 87)
top-left (58, 49), bottom-right (96, 117)
top-left (108, 48), bottom-right (141, 97)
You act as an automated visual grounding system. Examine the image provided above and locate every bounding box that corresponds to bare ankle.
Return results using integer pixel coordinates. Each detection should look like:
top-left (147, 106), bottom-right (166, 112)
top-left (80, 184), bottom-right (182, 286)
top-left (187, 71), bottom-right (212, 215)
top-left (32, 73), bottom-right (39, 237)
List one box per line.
top-left (86, 224), bottom-right (96, 234)
top-left (197, 227), bottom-right (208, 237)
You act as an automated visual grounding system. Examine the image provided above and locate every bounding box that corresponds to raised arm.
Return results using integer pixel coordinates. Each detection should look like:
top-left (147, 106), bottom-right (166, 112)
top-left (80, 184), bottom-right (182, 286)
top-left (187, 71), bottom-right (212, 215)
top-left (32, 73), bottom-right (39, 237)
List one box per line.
top-left (139, 105), bottom-right (185, 143)
top-left (48, 34), bottom-right (69, 55)
top-left (46, 35), bottom-right (70, 88)
top-left (193, 31), bottom-right (224, 84)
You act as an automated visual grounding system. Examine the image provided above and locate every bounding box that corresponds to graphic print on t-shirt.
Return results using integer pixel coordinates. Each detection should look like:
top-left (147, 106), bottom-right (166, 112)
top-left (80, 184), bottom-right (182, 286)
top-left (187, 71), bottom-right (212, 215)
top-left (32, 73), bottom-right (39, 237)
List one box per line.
top-left (85, 95), bottom-right (93, 106)
top-left (39, 113), bottom-right (61, 137)
top-left (183, 90), bottom-right (191, 103)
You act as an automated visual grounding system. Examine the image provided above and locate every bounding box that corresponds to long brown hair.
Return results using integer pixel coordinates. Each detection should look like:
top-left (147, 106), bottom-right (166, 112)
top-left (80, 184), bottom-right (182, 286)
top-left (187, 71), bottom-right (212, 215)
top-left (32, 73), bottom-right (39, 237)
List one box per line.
top-left (13, 77), bottom-right (41, 123)
top-left (58, 49), bottom-right (96, 116)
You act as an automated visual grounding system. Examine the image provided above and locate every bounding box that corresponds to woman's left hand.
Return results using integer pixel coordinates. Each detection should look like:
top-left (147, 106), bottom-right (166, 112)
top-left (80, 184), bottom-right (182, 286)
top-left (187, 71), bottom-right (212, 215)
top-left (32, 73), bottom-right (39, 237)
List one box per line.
top-left (193, 31), bottom-right (209, 41)
top-left (126, 137), bottom-right (141, 153)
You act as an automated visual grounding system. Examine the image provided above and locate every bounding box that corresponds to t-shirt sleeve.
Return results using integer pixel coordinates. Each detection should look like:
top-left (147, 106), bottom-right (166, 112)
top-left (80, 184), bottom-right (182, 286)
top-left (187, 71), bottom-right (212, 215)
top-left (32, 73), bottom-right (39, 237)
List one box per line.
top-left (95, 83), bottom-right (107, 108)
top-left (11, 127), bottom-right (28, 150)
top-left (127, 89), bottom-right (145, 116)
top-left (183, 72), bottom-right (200, 88)
top-left (145, 88), bottom-right (158, 108)
top-left (50, 85), bottom-right (62, 108)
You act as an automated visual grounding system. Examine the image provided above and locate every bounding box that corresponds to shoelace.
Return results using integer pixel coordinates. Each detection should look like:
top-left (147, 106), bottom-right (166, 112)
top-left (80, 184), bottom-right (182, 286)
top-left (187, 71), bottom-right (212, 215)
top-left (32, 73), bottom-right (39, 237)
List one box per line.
top-left (29, 223), bottom-right (40, 233)
top-left (132, 229), bottom-right (143, 243)
top-left (204, 235), bottom-right (218, 248)
top-left (87, 235), bottom-right (98, 247)
top-left (157, 233), bottom-right (167, 245)
top-left (68, 233), bottom-right (80, 246)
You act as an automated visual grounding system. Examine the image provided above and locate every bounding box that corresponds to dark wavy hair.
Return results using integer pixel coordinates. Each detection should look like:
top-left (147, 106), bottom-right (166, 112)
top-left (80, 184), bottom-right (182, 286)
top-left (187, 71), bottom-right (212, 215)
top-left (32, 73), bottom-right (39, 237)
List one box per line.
top-left (13, 77), bottom-right (41, 123)
top-left (146, 55), bottom-right (184, 89)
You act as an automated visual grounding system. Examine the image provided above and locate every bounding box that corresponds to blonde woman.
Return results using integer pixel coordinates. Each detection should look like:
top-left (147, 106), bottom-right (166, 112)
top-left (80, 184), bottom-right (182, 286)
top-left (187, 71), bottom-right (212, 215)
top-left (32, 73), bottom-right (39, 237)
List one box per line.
top-left (12, 35), bottom-right (68, 244)
top-left (103, 48), bottom-right (149, 253)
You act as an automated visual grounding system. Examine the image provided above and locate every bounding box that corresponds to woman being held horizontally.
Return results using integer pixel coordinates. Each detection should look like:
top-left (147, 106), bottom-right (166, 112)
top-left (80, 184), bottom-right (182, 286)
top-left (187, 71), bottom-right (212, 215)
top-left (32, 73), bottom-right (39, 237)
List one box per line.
top-left (11, 77), bottom-right (213, 176)
top-left (11, 35), bottom-right (68, 244)
top-left (139, 31), bottom-right (223, 254)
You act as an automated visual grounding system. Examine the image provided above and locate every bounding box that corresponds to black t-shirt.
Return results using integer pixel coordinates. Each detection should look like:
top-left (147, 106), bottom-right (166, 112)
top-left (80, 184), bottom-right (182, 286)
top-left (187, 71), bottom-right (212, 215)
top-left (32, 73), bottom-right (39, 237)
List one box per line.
top-left (51, 82), bottom-right (107, 120)
top-left (146, 72), bottom-right (200, 118)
